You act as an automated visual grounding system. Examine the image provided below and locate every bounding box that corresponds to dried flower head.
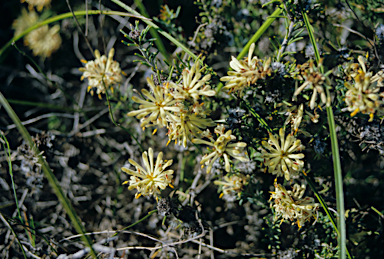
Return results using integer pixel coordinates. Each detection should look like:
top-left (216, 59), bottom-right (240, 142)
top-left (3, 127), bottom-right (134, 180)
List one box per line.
top-left (21, 0), bottom-right (51, 11)
top-left (270, 182), bottom-right (319, 228)
top-left (127, 78), bottom-right (179, 128)
top-left (24, 25), bottom-right (61, 59)
top-left (170, 59), bottom-right (215, 102)
top-left (192, 125), bottom-right (249, 173)
top-left (12, 8), bottom-right (38, 37)
top-left (122, 148), bottom-right (174, 198)
top-left (220, 43), bottom-right (271, 95)
top-left (294, 60), bottom-right (327, 109)
top-left (344, 56), bottom-right (384, 121)
top-left (261, 128), bottom-right (305, 180)
top-left (80, 48), bottom-right (123, 97)
top-left (214, 173), bottom-right (248, 198)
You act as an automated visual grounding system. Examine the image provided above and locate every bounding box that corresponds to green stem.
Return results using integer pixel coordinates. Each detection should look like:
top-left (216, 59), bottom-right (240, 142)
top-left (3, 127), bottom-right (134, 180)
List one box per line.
top-left (6, 99), bottom-right (84, 112)
top-left (0, 10), bottom-right (141, 59)
top-left (113, 209), bottom-right (157, 237)
top-left (104, 90), bottom-right (144, 153)
top-left (237, 5), bottom-right (283, 61)
top-left (301, 11), bottom-right (347, 259)
top-left (112, 0), bottom-right (199, 62)
top-left (243, 101), bottom-right (273, 133)
top-left (133, 0), bottom-right (170, 62)
top-left (0, 91), bottom-right (97, 258)
top-left (216, 5), bottom-right (283, 93)
top-left (0, 134), bottom-right (23, 223)
top-left (0, 213), bottom-right (27, 259)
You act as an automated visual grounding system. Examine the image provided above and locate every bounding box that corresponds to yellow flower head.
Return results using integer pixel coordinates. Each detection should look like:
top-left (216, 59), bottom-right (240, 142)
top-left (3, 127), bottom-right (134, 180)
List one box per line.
top-left (21, 0), bottom-right (51, 12)
top-left (214, 173), bottom-right (249, 199)
top-left (169, 59), bottom-right (215, 102)
top-left (293, 60), bottom-right (326, 110)
top-left (166, 103), bottom-right (216, 147)
top-left (80, 48), bottom-right (123, 96)
top-left (122, 148), bottom-right (174, 198)
top-left (192, 124), bottom-right (249, 173)
top-left (127, 78), bottom-right (180, 128)
top-left (12, 8), bottom-right (38, 37)
top-left (344, 56), bottom-right (384, 121)
top-left (220, 43), bottom-right (272, 95)
top-left (24, 25), bottom-right (61, 59)
top-left (270, 182), bottom-right (319, 228)
top-left (261, 128), bottom-right (305, 181)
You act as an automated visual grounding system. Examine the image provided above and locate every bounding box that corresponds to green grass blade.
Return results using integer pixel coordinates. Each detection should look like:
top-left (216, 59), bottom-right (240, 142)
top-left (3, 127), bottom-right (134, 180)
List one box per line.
top-left (0, 213), bottom-right (27, 259)
top-left (133, 0), bottom-right (170, 61)
top-left (302, 12), bottom-right (321, 65)
top-left (237, 5), bottom-right (283, 61)
top-left (0, 133), bottom-right (23, 224)
top-left (0, 91), bottom-right (97, 258)
top-left (0, 10), bottom-right (143, 60)
top-left (216, 5), bottom-right (283, 93)
top-left (301, 11), bottom-right (347, 259)
top-left (112, 0), bottom-right (199, 62)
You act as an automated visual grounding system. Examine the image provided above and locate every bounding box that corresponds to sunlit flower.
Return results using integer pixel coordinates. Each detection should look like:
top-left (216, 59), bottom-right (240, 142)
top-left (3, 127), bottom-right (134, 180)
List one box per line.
top-left (293, 60), bottom-right (327, 109)
top-left (79, 48), bottom-right (122, 96)
top-left (372, 70), bottom-right (384, 87)
top-left (128, 77), bottom-right (180, 128)
top-left (220, 43), bottom-right (272, 95)
top-left (21, 0), bottom-right (51, 11)
top-left (12, 8), bottom-right (38, 37)
top-left (270, 182), bottom-right (319, 228)
top-left (192, 125), bottom-right (249, 173)
top-left (122, 148), bottom-right (174, 198)
top-left (261, 128), bottom-right (305, 181)
top-left (24, 25), bottom-right (61, 59)
top-left (170, 59), bottom-right (215, 102)
top-left (281, 103), bottom-right (320, 133)
top-left (167, 104), bottom-right (216, 147)
top-left (344, 56), bottom-right (384, 121)
top-left (214, 173), bottom-right (249, 198)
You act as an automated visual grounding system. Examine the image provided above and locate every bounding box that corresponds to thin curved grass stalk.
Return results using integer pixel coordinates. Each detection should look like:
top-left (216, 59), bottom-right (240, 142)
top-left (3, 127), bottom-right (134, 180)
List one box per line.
top-left (243, 101), bottom-right (273, 133)
top-left (301, 10), bottom-right (347, 259)
top-left (0, 213), bottom-right (27, 259)
top-left (0, 10), bottom-right (146, 59)
top-left (11, 42), bottom-right (84, 113)
top-left (6, 99), bottom-right (83, 113)
top-left (112, 0), bottom-right (199, 62)
top-left (303, 173), bottom-right (352, 259)
top-left (104, 87), bottom-right (144, 153)
top-left (216, 5), bottom-right (283, 93)
top-left (0, 92), bottom-right (97, 258)
top-left (0, 133), bottom-right (22, 223)
top-left (133, 0), bottom-right (169, 62)
top-left (236, 5), bottom-right (283, 61)
top-left (112, 209), bottom-right (158, 237)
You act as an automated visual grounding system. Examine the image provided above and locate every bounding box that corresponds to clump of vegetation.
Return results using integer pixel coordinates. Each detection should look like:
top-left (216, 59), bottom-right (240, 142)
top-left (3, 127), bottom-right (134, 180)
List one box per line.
top-left (1, 0), bottom-right (384, 258)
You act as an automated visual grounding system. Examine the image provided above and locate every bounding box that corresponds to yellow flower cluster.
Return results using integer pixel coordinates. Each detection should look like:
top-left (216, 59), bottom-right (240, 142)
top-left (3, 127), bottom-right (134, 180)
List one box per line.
top-left (344, 56), bottom-right (384, 121)
top-left (270, 182), bottom-right (319, 228)
top-left (12, 7), bottom-right (61, 59)
top-left (122, 148), bottom-right (174, 199)
top-left (220, 43), bottom-right (272, 95)
top-left (192, 124), bottom-right (249, 174)
top-left (293, 60), bottom-right (327, 110)
top-left (128, 58), bottom-right (249, 185)
top-left (21, 0), bottom-right (51, 12)
top-left (261, 128), bottom-right (305, 181)
top-left (128, 58), bottom-right (216, 147)
top-left (214, 173), bottom-right (249, 199)
top-left (79, 49), bottom-right (123, 98)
